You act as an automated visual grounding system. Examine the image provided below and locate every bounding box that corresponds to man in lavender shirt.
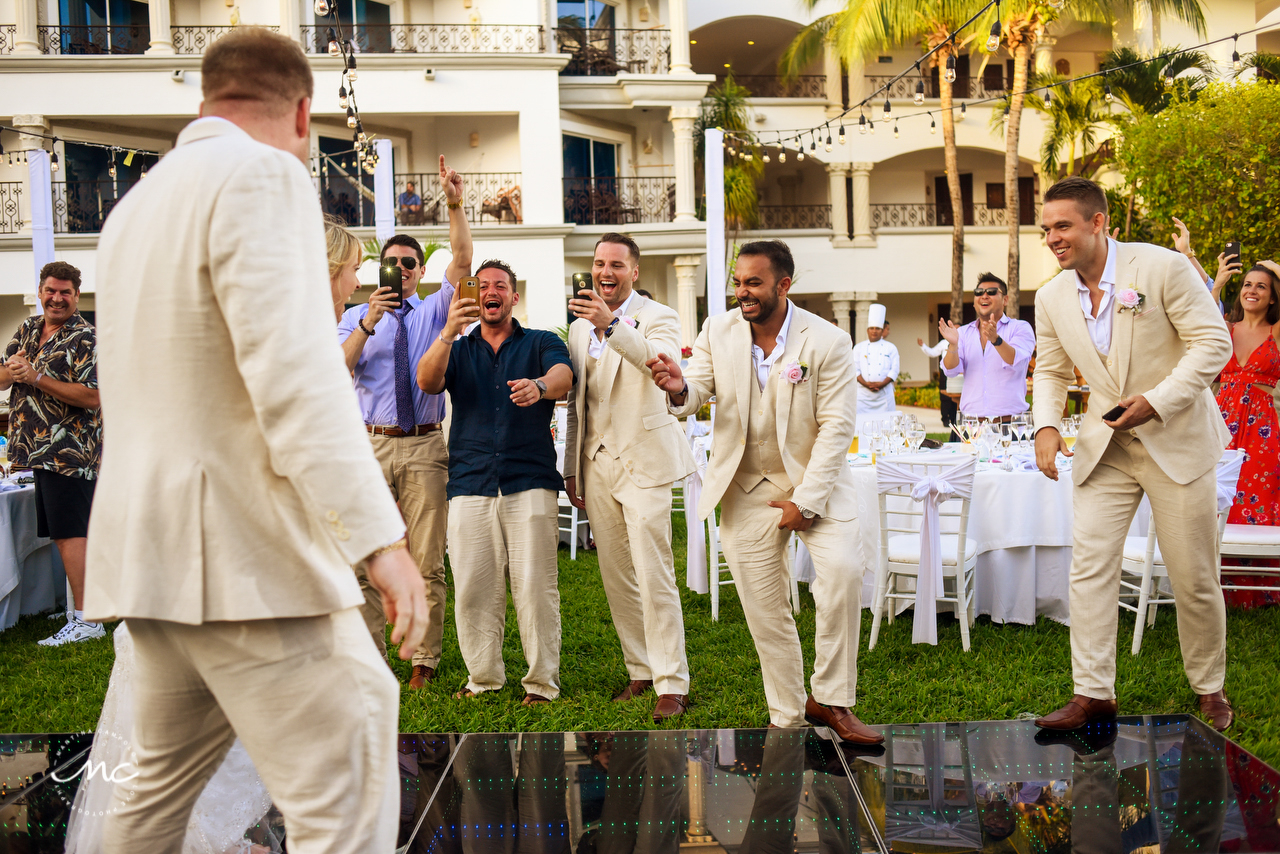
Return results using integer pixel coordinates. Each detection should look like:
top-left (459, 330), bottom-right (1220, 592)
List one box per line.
top-left (938, 272), bottom-right (1035, 421)
top-left (338, 156), bottom-right (473, 687)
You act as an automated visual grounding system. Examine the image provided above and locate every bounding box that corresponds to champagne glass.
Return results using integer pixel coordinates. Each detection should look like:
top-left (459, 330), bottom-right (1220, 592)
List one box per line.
top-left (908, 425), bottom-right (926, 453)
top-left (1060, 418), bottom-right (1077, 451)
top-left (999, 423), bottom-right (1014, 470)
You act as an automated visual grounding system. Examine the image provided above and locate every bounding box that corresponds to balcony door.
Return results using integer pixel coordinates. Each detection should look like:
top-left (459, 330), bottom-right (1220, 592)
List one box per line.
top-left (57, 0), bottom-right (149, 54)
top-left (316, 0), bottom-right (392, 53)
top-left (318, 135), bottom-right (374, 227)
top-left (557, 0), bottom-right (618, 74)
top-left (935, 174), bottom-right (973, 227)
top-left (563, 134), bottom-right (620, 225)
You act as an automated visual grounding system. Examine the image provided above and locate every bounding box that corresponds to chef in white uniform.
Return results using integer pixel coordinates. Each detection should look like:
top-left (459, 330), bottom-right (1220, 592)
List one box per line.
top-left (853, 304), bottom-right (899, 424)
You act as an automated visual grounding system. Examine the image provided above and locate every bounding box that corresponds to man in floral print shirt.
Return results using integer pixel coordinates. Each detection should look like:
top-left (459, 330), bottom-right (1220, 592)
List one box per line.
top-left (0, 261), bottom-right (104, 646)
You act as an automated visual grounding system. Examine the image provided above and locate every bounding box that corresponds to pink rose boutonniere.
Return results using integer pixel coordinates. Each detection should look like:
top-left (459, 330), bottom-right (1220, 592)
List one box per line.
top-left (1116, 288), bottom-right (1145, 314)
top-left (782, 359), bottom-right (809, 384)
top-left (619, 315), bottom-right (638, 328)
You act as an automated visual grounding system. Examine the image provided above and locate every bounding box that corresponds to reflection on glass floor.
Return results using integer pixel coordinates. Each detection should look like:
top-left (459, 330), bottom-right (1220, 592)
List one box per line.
top-left (3, 717), bottom-right (1278, 852)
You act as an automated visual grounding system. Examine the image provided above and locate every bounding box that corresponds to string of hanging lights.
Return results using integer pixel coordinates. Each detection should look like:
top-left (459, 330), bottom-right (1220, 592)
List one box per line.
top-left (0, 126), bottom-right (161, 175)
top-left (311, 0), bottom-right (380, 176)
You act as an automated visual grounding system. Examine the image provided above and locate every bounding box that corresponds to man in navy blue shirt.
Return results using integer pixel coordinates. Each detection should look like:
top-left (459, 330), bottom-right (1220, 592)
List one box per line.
top-left (417, 259), bottom-right (574, 705)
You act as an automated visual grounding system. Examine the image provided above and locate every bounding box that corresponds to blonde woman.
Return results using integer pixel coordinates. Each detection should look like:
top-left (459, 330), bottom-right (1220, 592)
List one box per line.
top-left (326, 215), bottom-right (364, 320)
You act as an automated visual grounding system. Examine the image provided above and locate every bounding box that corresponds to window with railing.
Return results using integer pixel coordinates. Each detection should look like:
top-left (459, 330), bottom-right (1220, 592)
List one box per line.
top-left (555, 27), bottom-right (670, 75)
top-left (563, 176), bottom-right (674, 225)
top-left (38, 22), bottom-right (149, 54)
top-left (715, 75), bottom-right (826, 98)
top-left (171, 25), bottom-right (276, 54)
top-left (0, 25), bottom-right (16, 55)
top-left (871, 202), bottom-right (1042, 230)
top-left (756, 205), bottom-right (832, 230)
top-left (392, 173), bottom-right (524, 225)
top-left (0, 184), bottom-right (23, 234)
top-left (299, 23), bottom-right (543, 54)
top-left (864, 72), bottom-right (1009, 101)
top-left (53, 181), bottom-right (122, 233)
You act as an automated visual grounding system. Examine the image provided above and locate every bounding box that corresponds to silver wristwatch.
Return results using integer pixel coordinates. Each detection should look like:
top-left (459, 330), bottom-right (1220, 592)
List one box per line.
top-left (798, 506), bottom-right (817, 520)
top-left (534, 379), bottom-right (547, 399)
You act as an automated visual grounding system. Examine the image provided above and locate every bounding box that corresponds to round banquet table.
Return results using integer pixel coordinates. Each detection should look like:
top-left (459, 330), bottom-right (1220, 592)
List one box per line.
top-left (0, 483), bottom-right (67, 631)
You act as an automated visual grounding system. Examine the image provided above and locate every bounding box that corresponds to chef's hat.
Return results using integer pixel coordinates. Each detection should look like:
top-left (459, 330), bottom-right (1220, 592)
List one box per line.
top-left (867, 303), bottom-right (887, 328)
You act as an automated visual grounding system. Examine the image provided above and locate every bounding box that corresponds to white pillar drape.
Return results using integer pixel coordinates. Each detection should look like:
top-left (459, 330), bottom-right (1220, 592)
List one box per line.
top-left (373, 139), bottom-right (395, 244)
top-left (703, 128), bottom-right (726, 317)
top-left (28, 149), bottom-right (55, 306)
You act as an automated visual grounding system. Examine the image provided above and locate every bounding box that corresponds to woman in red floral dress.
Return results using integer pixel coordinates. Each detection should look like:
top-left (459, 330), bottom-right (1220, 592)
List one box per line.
top-left (1216, 260), bottom-right (1280, 607)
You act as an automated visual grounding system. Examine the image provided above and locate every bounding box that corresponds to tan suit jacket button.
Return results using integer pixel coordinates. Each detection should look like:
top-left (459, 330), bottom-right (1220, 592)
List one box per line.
top-left (1106, 359), bottom-right (1112, 367)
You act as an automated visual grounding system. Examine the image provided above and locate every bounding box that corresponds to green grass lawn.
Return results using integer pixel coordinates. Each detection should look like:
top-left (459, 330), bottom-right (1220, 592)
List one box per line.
top-left (2, 515), bottom-right (1278, 768)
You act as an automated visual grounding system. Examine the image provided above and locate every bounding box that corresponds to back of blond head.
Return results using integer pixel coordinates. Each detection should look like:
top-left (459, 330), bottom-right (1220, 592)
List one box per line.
top-left (201, 28), bottom-right (314, 117)
top-left (324, 216), bottom-right (362, 281)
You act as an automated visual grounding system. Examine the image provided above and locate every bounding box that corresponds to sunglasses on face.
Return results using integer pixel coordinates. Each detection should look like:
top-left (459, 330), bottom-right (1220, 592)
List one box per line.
top-left (973, 288), bottom-right (1002, 297)
top-left (384, 256), bottom-right (419, 270)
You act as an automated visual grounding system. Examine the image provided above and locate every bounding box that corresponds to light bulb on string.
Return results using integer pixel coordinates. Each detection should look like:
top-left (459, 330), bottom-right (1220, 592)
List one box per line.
top-left (346, 52), bottom-right (358, 81)
top-left (838, 124), bottom-right (846, 144)
top-left (986, 21), bottom-right (1001, 53)
top-left (108, 156), bottom-right (117, 180)
top-left (797, 146), bottom-right (805, 161)
top-left (914, 78), bottom-right (925, 104)
top-left (1044, 87), bottom-right (1053, 106)
top-left (893, 122), bottom-right (899, 139)
top-left (778, 145), bottom-right (786, 163)
top-left (958, 102), bottom-right (966, 121)
top-left (859, 114), bottom-right (867, 134)
top-left (327, 27), bottom-right (340, 56)
top-left (824, 133), bottom-right (832, 152)
top-left (1105, 82), bottom-right (1113, 103)
top-left (869, 119), bottom-right (875, 135)
top-left (339, 85), bottom-right (348, 109)
top-left (930, 115), bottom-right (936, 134)
top-left (945, 54), bottom-right (957, 83)
top-left (762, 148), bottom-right (770, 163)
top-left (346, 107), bottom-right (357, 129)
top-left (313, 0), bottom-right (329, 15)
top-left (50, 144), bottom-right (60, 171)
top-left (882, 98), bottom-right (892, 120)
top-left (1163, 69), bottom-right (1174, 88)
top-left (1233, 36), bottom-right (1242, 72)
top-left (809, 135), bottom-right (817, 152)
top-left (357, 123), bottom-right (367, 143)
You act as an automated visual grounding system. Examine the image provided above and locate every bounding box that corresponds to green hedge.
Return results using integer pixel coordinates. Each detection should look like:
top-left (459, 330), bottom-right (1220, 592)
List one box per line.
top-left (895, 383), bottom-right (941, 409)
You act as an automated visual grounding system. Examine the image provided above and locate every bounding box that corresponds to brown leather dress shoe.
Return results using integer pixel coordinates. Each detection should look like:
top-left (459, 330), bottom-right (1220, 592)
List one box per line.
top-left (408, 665), bottom-right (436, 689)
top-left (1197, 690), bottom-right (1233, 732)
top-left (1034, 695), bottom-right (1118, 730)
top-left (522, 693), bottom-right (552, 706)
top-left (803, 696), bottom-right (885, 745)
top-left (612, 679), bottom-right (654, 702)
top-left (652, 694), bottom-right (689, 722)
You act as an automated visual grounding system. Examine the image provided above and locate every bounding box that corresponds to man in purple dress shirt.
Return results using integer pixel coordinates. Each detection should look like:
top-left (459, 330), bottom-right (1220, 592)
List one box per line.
top-left (939, 273), bottom-right (1036, 421)
top-left (337, 156), bottom-right (473, 687)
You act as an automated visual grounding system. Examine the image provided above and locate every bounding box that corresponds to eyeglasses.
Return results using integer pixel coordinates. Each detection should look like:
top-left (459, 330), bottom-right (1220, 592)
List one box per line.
top-left (973, 287), bottom-right (1003, 297)
top-left (383, 256), bottom-right (419, 270)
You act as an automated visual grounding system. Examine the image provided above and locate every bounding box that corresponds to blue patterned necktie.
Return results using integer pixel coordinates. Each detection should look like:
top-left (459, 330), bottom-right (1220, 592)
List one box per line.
top-left (393, 308), bottom-right (415, 433)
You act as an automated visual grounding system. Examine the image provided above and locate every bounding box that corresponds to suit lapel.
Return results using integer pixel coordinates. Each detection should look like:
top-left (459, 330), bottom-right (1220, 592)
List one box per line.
top-left (603, 295), bottom-right (647, 393)
top-left (1111, 249), bottom-right (1140, 394)
top-left (1054, 277), bottom-right (1113, 393)
top-left (731, 312), bottom-right (753, 436)
top-left (775, 305), bottom-right (805, 447)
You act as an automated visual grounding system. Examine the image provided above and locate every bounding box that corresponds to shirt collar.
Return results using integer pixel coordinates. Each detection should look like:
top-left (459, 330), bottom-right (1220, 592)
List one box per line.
top-left (1076, 237), bottom-right (1118, 295)
top-left (612, 290), bottom-right (637, 319)
top-left (775, 300), bottom-right (794, 349)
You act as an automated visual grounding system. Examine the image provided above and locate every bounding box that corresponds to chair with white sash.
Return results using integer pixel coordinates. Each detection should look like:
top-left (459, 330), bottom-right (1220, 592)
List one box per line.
top-left (1118, 449), bottom-right (1245, 655)
top-left (869, 455), bottom-right (978, 651)
top-left (706, 513), bottom-right (802, 621)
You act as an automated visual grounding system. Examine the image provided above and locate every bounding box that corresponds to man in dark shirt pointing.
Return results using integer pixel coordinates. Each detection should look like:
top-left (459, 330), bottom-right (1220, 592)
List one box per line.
top-left (417, 258), bottom-right (574, 706)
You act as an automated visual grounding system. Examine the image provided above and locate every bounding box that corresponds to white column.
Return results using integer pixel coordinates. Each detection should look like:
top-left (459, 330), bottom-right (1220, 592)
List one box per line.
top-left (1033, 36), bottom-right (1056, 75)
top-left (853, 291), bottom-right (877, 343)
top-left (667, 0), bottom-right (691, 75)
top-left (845, 56), bottom-right (867, 110)
top-left (670, 106), bottom-right (698, 223)
top-left (145, 0), bottom-right (175, 55)
top-left (674, 254), bottom-right (702, 348)
top-left (827, 162), bottom-right (848, 242)
top-left (14, 0), bottom-right (41, 54)
top-left (850, 161), bottom-right (874, 247)
top-left (830, 291), bottom-right (855, 338)
top-left (280, 0), bottom-right (301, 42)
top-left (823, 43), bottom-right (842, 107)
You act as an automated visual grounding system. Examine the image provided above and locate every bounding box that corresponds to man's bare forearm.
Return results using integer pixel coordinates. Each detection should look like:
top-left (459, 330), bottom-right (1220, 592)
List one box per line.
top-left (416, 334), bottom-right (452, 394)
top-left (540, 363), bottom-right (573, 400)
top-left (341, 326), bottom-right (371, 372)
top-left (444, 204), bottom-right (474, 285)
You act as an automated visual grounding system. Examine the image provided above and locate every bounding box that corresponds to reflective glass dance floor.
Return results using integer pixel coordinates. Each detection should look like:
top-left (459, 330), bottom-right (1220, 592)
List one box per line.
top-left (4, 717), bottom-right (1279, 852)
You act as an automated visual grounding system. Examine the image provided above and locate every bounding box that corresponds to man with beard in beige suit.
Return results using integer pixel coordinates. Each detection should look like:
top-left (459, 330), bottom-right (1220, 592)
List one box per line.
top-left (1032, 177), bottom-right (1234, 733)
top-left (563, 232), bottom-right (695, 722)
top-left (86, 29), bottom-right (428, 851)
top-left (647, 240), bottom-right (882, 744)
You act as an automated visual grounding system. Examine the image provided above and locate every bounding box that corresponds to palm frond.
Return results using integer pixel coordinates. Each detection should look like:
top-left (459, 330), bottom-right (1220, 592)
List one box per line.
top-left (1236, 51), bottom-right (1280, 82)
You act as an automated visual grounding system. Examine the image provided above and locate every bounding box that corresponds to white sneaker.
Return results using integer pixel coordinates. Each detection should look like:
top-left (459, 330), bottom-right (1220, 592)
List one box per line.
top-left (37, 618), bottom-right (106, 646)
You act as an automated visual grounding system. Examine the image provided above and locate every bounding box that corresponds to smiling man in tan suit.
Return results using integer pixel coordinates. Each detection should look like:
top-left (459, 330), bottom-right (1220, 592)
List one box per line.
top-left (647, 240), bottom-right (881, 744)
top-left (86, 30), bottom-right (428, 852)
top-left (1032, 177), bottom-right (1234, 733)
top-left (563, 233), bottom-right (695, 721)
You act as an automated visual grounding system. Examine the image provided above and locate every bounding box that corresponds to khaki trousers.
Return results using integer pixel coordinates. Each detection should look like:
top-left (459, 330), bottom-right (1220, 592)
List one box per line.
top-left (719, 479), bottom-right (863, 728)
top-left (102, 608), bottom-right (400, 854)
top-left (447, 489), bottom-right (561, 698)
top-left (1070, 433), bottom-right (1227, 699)
top-left (582, 453), bottom-right (690, 695)
top-left (369, 431), bottom-right (448, 667)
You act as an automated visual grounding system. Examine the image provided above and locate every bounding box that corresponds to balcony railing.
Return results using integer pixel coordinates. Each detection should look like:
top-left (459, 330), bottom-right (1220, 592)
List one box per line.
top-left (0, 184), bottom-right (22, 234)
top-left (555, 28), bottom-right (670, 76)
top-left (53, 181), bottom-right (123, 233)
top-left (865, 73), bottom-right (1008, 101)
top-left (717, 75), bottom-right (827, 99)
top-left (872, 201), bottom-right (1043, 230)
top-left (392, 173), bottom-right (524, 225)
top-left (563, 176), bottom-right (674, 225)
top-left (756, 205), bottom-right (831, 230)
top-left (171, 25), bottom-right (276, 54)
top-left (301, 23), bottom-right (544, 54)
top-left (0, 24), bottom-right (15, 55)
top-left (38, 24), bottom-right (149, 55)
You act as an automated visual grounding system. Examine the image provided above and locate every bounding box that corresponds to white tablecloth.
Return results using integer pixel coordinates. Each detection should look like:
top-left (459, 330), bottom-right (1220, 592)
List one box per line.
top-left (0, 484), bottom-right (67, 631)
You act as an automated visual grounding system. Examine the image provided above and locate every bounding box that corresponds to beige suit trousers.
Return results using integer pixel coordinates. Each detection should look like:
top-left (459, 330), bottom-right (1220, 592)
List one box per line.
top-left (102, 608), bottom-right (400, 853)
top-left (1070, 433), bottom-right (1226, 699)
top-left (369, 431), bottom-right (448, 667)
top-left (719, 479), bottom-right (864, 728)
top-left (583, 453), bottom-right (690, 695)
top-left (447, 488), bottom-right (561, 699)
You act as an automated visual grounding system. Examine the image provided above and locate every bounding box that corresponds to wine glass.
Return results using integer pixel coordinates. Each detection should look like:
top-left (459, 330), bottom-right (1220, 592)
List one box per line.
top-left (908, 425), bottom-right (926, 453)
top-left (961, 415), bottom-right (979, 448)
top-left (998, 423), bottom-right (1014, 470)
top-left (1059, 417), bottom-right (1077, 452)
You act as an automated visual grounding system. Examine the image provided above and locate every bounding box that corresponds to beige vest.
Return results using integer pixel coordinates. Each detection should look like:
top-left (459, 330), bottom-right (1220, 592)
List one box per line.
top-left (583, 347), bottom-right (618, 461)
top-left (734, 368), bottom-right (793, 493)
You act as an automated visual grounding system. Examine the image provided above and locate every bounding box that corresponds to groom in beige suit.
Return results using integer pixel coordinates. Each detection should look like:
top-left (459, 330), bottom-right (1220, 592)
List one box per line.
top-left (1032, 177), bottom-right (1234, 732)
top-left (563, 233), bottom-right (695, 722)
top-left (86, 30), bottom-right (427, 851)
top-left (648, 240), bottom-right (882, 744)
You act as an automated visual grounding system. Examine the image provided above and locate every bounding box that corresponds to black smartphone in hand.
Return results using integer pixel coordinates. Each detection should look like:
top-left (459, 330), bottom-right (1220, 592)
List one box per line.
top-left (380, 264), bottom-right (404, 309)
top-left (1102, 404), bottom-right (1126, 422)
top-left (569, 272), bottom-right (591, 315)
top-left (1225, 241), bottom-right (1242, 265)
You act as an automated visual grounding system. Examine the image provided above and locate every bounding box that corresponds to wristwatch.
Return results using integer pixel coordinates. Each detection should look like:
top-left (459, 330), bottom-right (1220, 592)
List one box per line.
top-left (534, 379), bottom-right (547, 399)
top-left (993, 335), bottom-right (1004, 346)
top-left (604, 317), bottom-right (621, 338)
top-left (798, 506), bottom-right (817, 520)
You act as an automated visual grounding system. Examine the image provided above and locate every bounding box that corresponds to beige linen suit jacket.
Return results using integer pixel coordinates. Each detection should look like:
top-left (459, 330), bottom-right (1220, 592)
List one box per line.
top-left (1032, 241), bottom-right (1232, 486)
top-left (85, 119), bottom-right (405, 624)
top-left (673, 304), bottom-right (858, 521)
top-left (563, 295), bottom-right (695, 492)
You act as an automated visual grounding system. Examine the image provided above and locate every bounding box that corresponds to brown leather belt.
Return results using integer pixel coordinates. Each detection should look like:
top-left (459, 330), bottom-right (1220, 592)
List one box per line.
top-left (366, 423), bottom-right (442, 437)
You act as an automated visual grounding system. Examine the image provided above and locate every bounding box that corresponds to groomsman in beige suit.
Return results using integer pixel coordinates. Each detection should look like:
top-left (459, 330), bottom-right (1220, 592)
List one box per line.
top-left (1032, 177), bottom-right (1234, 732)
top-left (647, 240), bottom-right (882, 744)
top-left (86, 30), bottom-right (428, 851)
top-left (563, 233), bottom-right (696, 722)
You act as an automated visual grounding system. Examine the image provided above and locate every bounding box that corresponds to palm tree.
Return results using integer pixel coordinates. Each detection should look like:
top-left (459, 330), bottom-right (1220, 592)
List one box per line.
top-left (1018, 73), bottom-right (1110, 177)
top-left (1100, 46), bottom-right (1213, 115)
top-left (695, 75), bottom-right (763, 282)
top-left (996, 0), bottom-right (1206, 316)
top-left (780, 0), bottom-right (999, 325)
top-left (1236, 51), bottom-right (1280, 82)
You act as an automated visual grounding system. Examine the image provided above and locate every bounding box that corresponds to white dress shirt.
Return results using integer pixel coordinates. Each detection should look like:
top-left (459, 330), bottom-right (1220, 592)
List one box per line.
top-left (750, 300), bottom-right (793, 391)
top-left (852, 338), bottom-right (900, 410)
top-left (587, 290), bottom-right (637, 359)
top-left (1076, 238), bottom-right (1119, 355)
top-left (920, 339), bottom-right (949, 358)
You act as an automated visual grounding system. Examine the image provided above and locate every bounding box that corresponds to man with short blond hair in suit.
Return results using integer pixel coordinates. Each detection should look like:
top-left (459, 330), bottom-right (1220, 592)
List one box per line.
top-left (1032, 176), bottom-right (1234, 733)
top-left (88, 28), bottom-right (428, 852)
top-left (563, 232), bottom-right (696, 721)
top-left (647, 240), bottom-right (882, 745)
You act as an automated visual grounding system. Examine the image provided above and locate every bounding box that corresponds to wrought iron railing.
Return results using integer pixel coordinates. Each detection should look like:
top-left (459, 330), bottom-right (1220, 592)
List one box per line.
top-left (563, 176), bottom-right (674, 225)
top-left (300, 23), bottom-right (544, 54)
top-left (872, 201), bottom-right (1042, 230)
top-left (864, 73), bottom-right (1008, 101)
top-left (555, 28), bottom-right (670, 76)
top-left (0, 25), bottom-right (15, 55)
top-left (392, 172), bottom-right (524, 225)
top-left (38, 24), bottom-right (149, 55)
top-left (717, 75), bottom-right (827, 98)
top-left (171, 25), bottom-right (276, 54)
top-left (0, 184), bottom-right (22, 234)
top-left (53, 181), bottom-right (124, 233)
top-left (756, 205), bottom-right (831, 230)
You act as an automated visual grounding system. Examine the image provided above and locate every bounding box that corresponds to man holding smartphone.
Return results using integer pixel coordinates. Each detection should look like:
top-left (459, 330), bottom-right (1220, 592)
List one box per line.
top-left (338, 155), bottom-right (473, 687)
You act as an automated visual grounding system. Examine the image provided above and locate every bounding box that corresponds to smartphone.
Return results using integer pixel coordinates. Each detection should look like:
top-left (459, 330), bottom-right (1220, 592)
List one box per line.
top-left (380, 264), bottom-right (403, 309)
top-left (1225, 241), bottom-right (1241, 265)
top-left (1102, 404), bottom-right (1126, 422)
top-left (570, 272), bottom-right (592, 315)
top-left (458, 276), bottom-right (481, 319)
